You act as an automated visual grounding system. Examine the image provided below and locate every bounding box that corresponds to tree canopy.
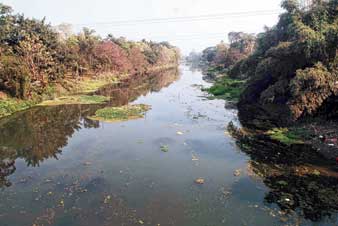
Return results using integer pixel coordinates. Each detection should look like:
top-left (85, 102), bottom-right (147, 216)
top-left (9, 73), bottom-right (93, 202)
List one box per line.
top-left (200, 32), bottom-right (256, 70)
top-left (230, 0), bottom-right (338, 128)
top-left (0, 4), bottom-right (180, 99)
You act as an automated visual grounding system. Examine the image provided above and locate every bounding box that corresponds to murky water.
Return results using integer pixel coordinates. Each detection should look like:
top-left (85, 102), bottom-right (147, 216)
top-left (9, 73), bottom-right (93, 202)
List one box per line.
top-left (0, 66), bottom-right (338, 226)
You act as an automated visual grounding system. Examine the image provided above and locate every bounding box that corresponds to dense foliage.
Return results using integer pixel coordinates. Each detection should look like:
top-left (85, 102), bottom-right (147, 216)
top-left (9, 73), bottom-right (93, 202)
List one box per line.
top-left (0, 4), bottom-right (180, 100)
top-left (227, 0), bottom-right (338, 128)
top-left (200, 32), bottom-right (256, 71)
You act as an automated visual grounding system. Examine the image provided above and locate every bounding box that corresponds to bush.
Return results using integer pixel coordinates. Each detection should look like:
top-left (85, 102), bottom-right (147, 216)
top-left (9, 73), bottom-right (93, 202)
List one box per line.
top-left (0, 55), bottom-right (30, 99)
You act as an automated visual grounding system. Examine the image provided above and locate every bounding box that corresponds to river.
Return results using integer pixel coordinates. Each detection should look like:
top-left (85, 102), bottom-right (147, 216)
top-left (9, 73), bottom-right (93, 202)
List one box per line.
top-left (0, 66), bottom-right (337, 226)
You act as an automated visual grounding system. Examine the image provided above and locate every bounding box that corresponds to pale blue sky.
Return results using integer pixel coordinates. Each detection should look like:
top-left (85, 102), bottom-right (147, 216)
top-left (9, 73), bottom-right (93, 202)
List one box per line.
top-left (3, 0), bottom-right (283, 54)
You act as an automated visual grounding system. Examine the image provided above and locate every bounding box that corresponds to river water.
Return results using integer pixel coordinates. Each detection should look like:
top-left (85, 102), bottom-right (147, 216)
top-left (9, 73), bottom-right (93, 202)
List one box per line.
top-left (0, 66), bottom-right (337, 226)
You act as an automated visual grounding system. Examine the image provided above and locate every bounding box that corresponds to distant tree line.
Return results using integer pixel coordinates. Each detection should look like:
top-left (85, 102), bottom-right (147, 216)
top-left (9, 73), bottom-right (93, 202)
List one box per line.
top-left (185, 51), bottom-right (202, 65)
top-left (0, 4), bottom-right (180, 99)
top-left (199, 32), bottom-right (256, 71)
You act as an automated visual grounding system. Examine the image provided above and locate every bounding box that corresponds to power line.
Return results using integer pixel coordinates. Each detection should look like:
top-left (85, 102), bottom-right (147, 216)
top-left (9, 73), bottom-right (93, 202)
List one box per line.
top-left (73, 9), bottom-right (281, 27)
top-left (167, 35), bottom-right (228, 41)
top-left (141, 32), bottom-right (236, 41)
top-left (94, 16), bottom-right (274, 35)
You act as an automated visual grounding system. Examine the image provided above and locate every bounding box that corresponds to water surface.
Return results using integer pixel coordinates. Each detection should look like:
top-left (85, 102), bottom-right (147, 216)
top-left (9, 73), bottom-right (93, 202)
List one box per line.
top-left (0, 66), bottom-right (337, 226)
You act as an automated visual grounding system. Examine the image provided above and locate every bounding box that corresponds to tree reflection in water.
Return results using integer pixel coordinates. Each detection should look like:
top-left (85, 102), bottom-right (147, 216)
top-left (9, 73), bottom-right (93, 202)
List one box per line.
top-left (96, 68), bottom-right (180, 106)
top-left (0, 68), bottom-right (179, 188)
top-left (229, 124), bottom-right (338, 222)
top-left (0, 147), bottom-right (16, 188)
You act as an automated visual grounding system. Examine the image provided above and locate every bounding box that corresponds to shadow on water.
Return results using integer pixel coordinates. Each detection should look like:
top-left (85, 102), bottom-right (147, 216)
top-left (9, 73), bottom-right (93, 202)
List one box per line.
top-left (0, 105), bottom-right (98, 188)
top-left (96, 68), bottom-right (180, 106)
top-left (229, 123), bottom-right (338, 223)
top-left (0, 69), bottom-right (179, 189)
top-left (2, 65), bottom-right (338, 225)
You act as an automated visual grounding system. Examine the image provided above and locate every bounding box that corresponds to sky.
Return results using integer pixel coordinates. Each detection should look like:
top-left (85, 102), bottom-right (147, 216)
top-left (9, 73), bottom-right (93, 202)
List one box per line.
top-left (3, 0), bottom-right (284, 54)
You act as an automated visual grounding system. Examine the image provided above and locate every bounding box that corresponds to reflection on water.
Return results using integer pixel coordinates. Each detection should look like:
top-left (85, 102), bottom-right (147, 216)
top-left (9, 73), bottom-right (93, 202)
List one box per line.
top-left (97, 68), bottom-right (180, 106)
top-left (230, 124), bottom-right (338, 223)
top-left (0, 147), bottom-right (16, 188)
top-left (0, 66), bottom-right (338, 226)
top-left (0, 69), bottom-right (179, 189)
top-left (249, 160), bottom-right (338, 222)
top-left (0, 105), bottom-right (99, 167)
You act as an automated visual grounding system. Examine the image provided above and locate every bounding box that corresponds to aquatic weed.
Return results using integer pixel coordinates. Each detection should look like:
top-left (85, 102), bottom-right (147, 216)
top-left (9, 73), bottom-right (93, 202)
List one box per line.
top-left (89, 104), bottom-right (151, 122)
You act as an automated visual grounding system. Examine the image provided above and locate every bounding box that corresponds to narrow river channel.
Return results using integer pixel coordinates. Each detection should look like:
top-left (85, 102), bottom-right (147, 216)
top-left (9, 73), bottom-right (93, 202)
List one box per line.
top-left (0, 66), bottom-right (337, 226)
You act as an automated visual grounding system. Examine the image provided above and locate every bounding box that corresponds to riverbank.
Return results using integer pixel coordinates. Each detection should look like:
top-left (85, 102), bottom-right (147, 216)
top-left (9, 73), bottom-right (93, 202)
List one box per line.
top-left (0, 64), bottom-right (179, 119)
top-left (0, 77), bottom-right (115, 118)
top-left (1, 65), bottom-right (337, 225)
top-left (200, 65), bottom-right (338, 165)
top-left (197, 0), bottom-right (338, 167)
top-left (228, 121), bottom-right (338, 172)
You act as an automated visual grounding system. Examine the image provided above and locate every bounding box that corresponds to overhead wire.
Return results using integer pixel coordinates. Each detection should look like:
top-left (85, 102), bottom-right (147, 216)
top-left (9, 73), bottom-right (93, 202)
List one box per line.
top-left (73, 9), bottom-right (281, 27)
top-left (68, 9), bottom-right (282, 45)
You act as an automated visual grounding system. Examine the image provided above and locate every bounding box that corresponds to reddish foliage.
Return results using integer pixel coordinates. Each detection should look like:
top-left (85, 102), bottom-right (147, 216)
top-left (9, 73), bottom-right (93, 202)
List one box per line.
top-left (93, 41), bottom-right (131, 73)
top-left (127, 46), bottom-right (148, 74)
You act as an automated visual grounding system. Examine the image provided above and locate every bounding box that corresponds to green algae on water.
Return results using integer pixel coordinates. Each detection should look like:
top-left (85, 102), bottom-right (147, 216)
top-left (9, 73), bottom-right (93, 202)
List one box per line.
top-left (202, 76), bottom-right (246, 102)
top-left (88, 104), bottom-right (151, 123)
top-left (38, 95), bottom-right (110, 106)
top-left (160, 145), bottom-right (169, 152)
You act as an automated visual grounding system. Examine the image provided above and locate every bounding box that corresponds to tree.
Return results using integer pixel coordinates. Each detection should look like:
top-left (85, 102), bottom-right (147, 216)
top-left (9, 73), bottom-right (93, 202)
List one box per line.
top-left (201, 32), bottom-right (256, 68)
top-left (201, 47), bottom-right (217, 63)
top-left (93, 41), bottom-right (131, 73)
top-left (214, 41), bottom-right (229, 65)
top-left (232, 0), bottom-right (338, 128)
top-left (0, 54), bottom-right (30, 98)
top-left (54, 23), bottom-right (74, 40)
top-left (0, 4), bottom-right (181, 100)
top-left (16, 34), bottom-right (55, 84)
top-left (128, 46), bottom-right (148, 74)
top-left (228, 32), bottom-right (244, 44)
top-left (0, 4), bottom-right (14, 44)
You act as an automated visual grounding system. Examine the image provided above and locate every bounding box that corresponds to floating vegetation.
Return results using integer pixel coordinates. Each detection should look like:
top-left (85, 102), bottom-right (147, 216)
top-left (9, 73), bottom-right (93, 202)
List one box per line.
top-left (160, 145), bottom-right (169, 152)
top-left (38, 95), bottom-right (110, 106)
top-left (88, 104), bottom-right (151, 123)
top-left (202, 76), bottom-right (246, 102)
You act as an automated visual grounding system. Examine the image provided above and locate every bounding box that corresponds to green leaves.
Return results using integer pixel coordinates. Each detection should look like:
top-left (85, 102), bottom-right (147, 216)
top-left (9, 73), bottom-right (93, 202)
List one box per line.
top-left (0, 4), bottom-right (12, 16)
